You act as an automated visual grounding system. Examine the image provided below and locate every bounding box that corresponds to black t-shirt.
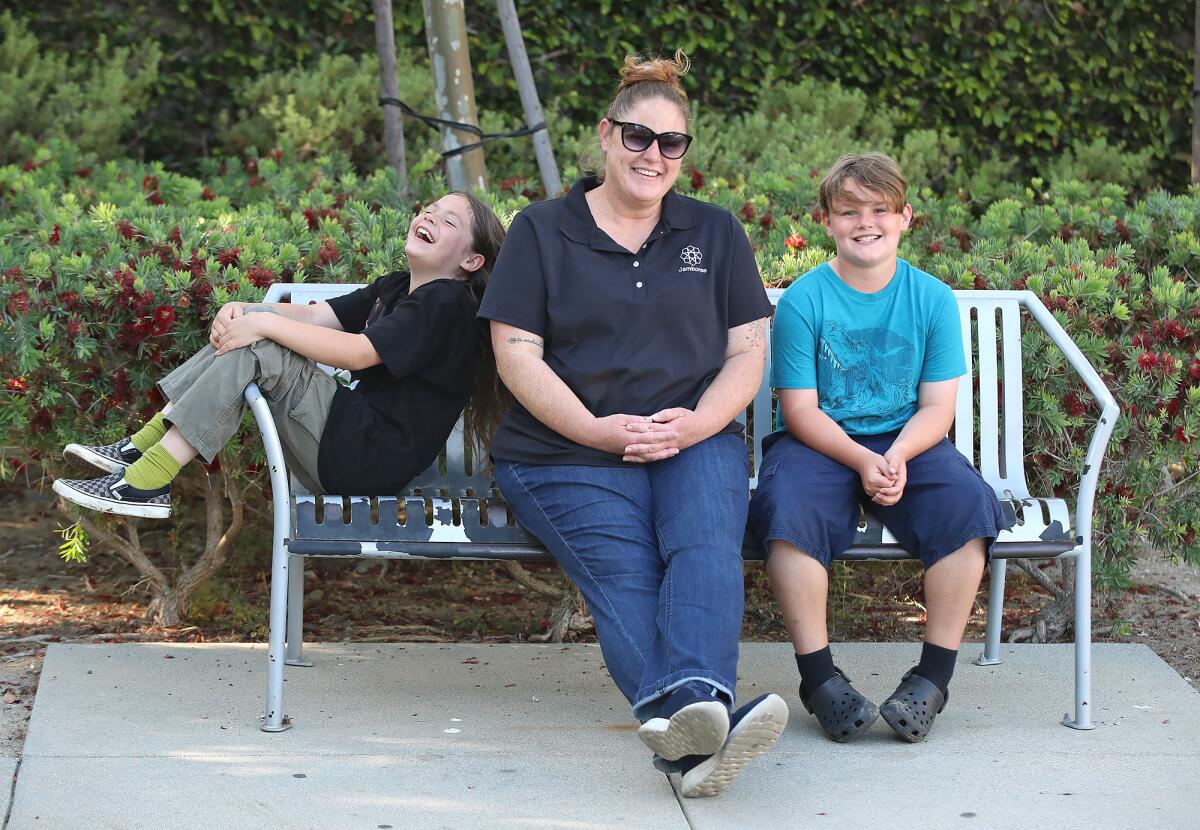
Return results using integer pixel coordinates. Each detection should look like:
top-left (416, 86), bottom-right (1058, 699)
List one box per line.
top-left (318, 271), bottom-right (476, 494)
top-left (478, 177), bottom-right (773, 466)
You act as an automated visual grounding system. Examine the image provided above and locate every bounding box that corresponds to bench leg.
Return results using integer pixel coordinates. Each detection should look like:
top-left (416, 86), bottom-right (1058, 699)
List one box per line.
top-left (974, 559), bottom-right (1006, 666)
top-left (1062, 548), bottom-right (1094, 730)
top-left (246, 381), bottom-right (294, 733)
top-left (284, 553), bottom-right (313, 667)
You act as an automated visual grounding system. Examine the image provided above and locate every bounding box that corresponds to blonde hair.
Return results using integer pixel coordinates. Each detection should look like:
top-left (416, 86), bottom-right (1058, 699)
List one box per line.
top-left (818, 153), bottom-right (908, 216)
top-left (581, 51), bottom-right (692, 178)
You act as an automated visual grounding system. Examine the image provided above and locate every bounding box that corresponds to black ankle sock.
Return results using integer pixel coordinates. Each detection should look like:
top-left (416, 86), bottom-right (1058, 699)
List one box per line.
top-left (913, 641), bottom-right (957, 694)
top-left (795, 646), bottom-right (836, 697)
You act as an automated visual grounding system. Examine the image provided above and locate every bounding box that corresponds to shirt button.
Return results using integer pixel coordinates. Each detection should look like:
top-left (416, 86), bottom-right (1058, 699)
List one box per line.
top-left (636, 281), bottom-right (643, 288)
top-left (633, 261), bottom-right (640, 267)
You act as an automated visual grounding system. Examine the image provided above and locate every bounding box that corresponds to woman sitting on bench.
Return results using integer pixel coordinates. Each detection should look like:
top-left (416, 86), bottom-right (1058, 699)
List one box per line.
top-left (54, 191), bottom-right (508, 516)
top-left (479, 51), bottom-right (786, 798)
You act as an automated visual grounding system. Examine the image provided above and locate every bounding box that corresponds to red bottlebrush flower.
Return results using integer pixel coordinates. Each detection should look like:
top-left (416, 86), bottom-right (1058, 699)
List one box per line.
top-left (1160, 353), bottom-right (1176, 373)
top-left (1176, 427), bottom-right (1193, 445)
top-left (785, 234), bottom-right (806, 252)
top-left (116, 221), bottom-right (136, 240)
top-left (1128, 404), bottom-right (1137, 419)
top-left (690, 168), bottom-right (705, 191)
top-left (58, 290), bottom-right (78, 309)
top-left (973, 274), bottom-right (988, 291)
top-left (269, 148), bottom-right (283, 162)
top-left (146, 190), bottom-right (164, 206)
top-left (317, 237), bottom-right (339, 265)
top-left (243, 157), bottom-right (258, 175)
top-left (74, 167), bottom-right (92, 178)
top-left (142, 175), bottom-right (159, 192)
top-left (1189, 360), bottom-right (1200, 380)
top-left (1012, 277), bottom-right (1027, 291)
top-left (927, 240), bottom-right (945, 255)
top-left (5, 377), bottom-right (28, 394)
top-left (1116, 274), bottom-right (1130, 289)
top-left (1167, 398), bottom-right (1181, 417)
top-left (246, 266), bottom-right (275, 289)
top-left (1063, 392), bottom-right (1086, 416)
top-left (810, 209), bottom-right (824, 224)
top-left (200, 187), bottom-right (216, 201)
top-left (168, 226), bottom-right (182, 247)
top-left (1131, 332), bottom-right (1149, 349)
top-left (3, 267), bottom-right (22, 282)
top-left (1114, 219), bottom-right (1130, 242)
top-left (177, 293), bottom-right (191, 309)
top-left (21, 159), bottom-right (39, 172)
top-left (1137, 352), bottom-right (1158, 370)
top-left (759, 214), bottom-right (775, 230)
top-left (153, 305), bottom-right (175, 327)
top-left (48, 225), bottom-right (60, 245)
top-left (202, 455), bottom-right (222, 475)
top-left (740, 201), bottom-right (756, 222)
top-left (6, 291), bottom-right (29, 315)
top-left (30, 408), bottom-right (52, 434)
top-left (192, 277), bottom-right (212, 299)
top-left (303, 209), bottom-right (319, 231)
top-left (1101, 254), bottom-right (1118, 269)
top-left (808, 167), bottom-right (822, 179)
top-left (217, 247), bottom-right (240, 268)
top-left (248, 176), bottom-right (263, 188)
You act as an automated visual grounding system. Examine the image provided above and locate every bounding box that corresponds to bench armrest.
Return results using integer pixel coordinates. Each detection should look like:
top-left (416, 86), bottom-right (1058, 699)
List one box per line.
top-left (1018, 291), bottom-right (1119, 549)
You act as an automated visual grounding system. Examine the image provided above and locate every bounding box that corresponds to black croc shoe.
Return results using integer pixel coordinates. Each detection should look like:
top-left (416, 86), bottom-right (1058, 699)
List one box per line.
top-left (799, 666), bottom-right (879, 742)
top-left (879, 669), bottom-right (948, 743)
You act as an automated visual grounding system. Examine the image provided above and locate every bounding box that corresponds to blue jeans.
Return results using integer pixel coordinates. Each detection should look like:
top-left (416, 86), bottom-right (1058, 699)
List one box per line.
top-left (494, 433), bottom-right (749, 721)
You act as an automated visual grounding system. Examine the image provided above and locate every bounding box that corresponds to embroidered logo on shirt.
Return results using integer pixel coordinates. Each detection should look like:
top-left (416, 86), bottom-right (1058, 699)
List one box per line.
top-left (679, 245), bottom-right (708, 273)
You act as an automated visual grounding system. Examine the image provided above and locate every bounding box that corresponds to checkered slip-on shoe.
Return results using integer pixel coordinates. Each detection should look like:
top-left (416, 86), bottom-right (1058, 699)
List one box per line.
top-left (64, 438), bottom-right (142, 474)
top-left (53, 473), bottom-right (171, 519)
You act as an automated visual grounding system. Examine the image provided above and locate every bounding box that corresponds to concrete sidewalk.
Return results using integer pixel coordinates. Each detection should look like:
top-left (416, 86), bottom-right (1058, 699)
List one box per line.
top-left (6, 642), bottom-right (1199, 829)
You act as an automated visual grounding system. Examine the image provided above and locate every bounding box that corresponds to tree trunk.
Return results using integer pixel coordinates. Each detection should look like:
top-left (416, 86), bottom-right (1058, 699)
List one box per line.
top-left (1192, 0), bottom-right (1199, 182)
top-left (373, 0), bottom-right (409, 200)
top-left (1009, 558), bottom-right (1077, 643)
top-left (422, 0), bottom-right (488, 190)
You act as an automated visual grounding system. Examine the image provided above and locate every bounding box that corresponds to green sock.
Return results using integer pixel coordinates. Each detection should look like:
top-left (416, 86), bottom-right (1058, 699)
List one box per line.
top-left (129, 412), bottom-right (168, 452)
top-left (123, 442), bottom-right (181, 490)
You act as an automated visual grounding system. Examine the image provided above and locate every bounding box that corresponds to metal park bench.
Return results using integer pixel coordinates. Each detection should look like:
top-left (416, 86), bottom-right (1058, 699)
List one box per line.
top-left (246, 283), bottom-right (1117, 734)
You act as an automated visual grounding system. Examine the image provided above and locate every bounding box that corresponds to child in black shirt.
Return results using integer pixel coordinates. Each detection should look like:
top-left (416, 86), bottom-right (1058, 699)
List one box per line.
top-left (54, 192), bottom-right (507, 517)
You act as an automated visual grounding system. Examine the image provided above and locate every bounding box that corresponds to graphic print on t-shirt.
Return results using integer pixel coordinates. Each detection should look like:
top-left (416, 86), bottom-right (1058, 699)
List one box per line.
top-left (817, 321), bottom-right (917, 421)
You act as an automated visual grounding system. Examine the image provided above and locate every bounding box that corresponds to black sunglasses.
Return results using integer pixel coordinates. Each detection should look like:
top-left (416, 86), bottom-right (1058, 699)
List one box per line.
top-left (608, 119), bottom-right (693, 159)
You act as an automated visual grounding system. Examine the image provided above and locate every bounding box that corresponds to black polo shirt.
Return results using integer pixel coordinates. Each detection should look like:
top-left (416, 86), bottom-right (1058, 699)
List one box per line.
top-left (320, 271), bottom-right (476, 493)
top-left (478, 176), bottom-right (772, 466)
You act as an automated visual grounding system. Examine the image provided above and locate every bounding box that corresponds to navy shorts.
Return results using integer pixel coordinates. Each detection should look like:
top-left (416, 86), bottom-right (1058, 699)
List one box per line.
top-left (749, 431), bottom-right (1010, 570)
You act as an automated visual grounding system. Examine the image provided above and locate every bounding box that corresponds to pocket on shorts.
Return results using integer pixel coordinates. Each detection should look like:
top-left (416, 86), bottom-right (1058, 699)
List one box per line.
top-left (287, 375), bottom-right (329, 444)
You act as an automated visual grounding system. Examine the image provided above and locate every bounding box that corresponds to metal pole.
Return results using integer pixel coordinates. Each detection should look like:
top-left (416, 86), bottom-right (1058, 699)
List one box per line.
top-left (1192, 0), bottom-right (1199, 183)
top-left (496, 0), bottom-right (562, 197)
top-left (374, 0), bottom-right (409, 201)
top-left (422, 0), bottom-right (488, 191)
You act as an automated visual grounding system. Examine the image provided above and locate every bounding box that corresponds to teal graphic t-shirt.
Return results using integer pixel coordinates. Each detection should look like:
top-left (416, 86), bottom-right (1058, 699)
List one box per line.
top-left (771, 259), bottom-right (966, 435)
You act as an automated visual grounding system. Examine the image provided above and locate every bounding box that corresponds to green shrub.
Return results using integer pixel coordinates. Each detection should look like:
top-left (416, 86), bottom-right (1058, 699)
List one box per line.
top-left (0, 13), bottom-right (160, 165)
top-left (218, 50), bottom-right (439, 171)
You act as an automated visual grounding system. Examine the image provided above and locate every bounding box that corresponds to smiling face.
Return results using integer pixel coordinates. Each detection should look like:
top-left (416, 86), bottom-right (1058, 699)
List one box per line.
top-left (823, 178), bottom-right (913, 276)
top-left (598, 97), bottom-right (687, 208)
top-left (405, 194), bottom-right (483, 277)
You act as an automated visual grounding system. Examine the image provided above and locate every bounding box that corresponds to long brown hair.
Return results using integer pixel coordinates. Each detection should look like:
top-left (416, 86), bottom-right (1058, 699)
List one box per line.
top-left (450, 191), bottom-right (510, 460)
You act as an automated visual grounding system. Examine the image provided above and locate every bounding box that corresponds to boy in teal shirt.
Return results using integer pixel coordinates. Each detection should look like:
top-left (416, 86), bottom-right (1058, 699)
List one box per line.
top-left (750, 153), bottom-right (1008, 742)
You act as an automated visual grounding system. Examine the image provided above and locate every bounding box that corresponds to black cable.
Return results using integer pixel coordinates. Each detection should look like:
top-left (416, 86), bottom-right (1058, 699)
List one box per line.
top-left (379, 97), bottom-right (545, 159)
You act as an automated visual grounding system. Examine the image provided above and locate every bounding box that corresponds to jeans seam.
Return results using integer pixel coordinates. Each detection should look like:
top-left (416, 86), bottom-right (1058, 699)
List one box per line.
top-left (504, 463), bottom-right (650, 668)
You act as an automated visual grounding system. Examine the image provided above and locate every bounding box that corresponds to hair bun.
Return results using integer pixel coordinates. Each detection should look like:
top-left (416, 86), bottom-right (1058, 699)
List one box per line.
top-left (616, 50), bottom-right (690, 97)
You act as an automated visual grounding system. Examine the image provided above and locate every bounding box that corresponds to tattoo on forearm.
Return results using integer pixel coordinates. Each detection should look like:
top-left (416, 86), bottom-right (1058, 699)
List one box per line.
top-left (744, 320), bottom-right (766, 348)
top-left (507, 336), bottom-right (544, 348)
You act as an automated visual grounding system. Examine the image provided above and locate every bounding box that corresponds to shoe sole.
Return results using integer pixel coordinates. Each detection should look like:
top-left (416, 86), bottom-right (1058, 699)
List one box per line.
top-left (64, 444), bottom-right (129, 474)
top-left (879, 700), bottom-right (930, 743)
top-left (638, 701), bottom-right (729, 761)
top-left (52, 479), bottom-right (170, 520)
top-left (679, 694), bottom-right (788, 798)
